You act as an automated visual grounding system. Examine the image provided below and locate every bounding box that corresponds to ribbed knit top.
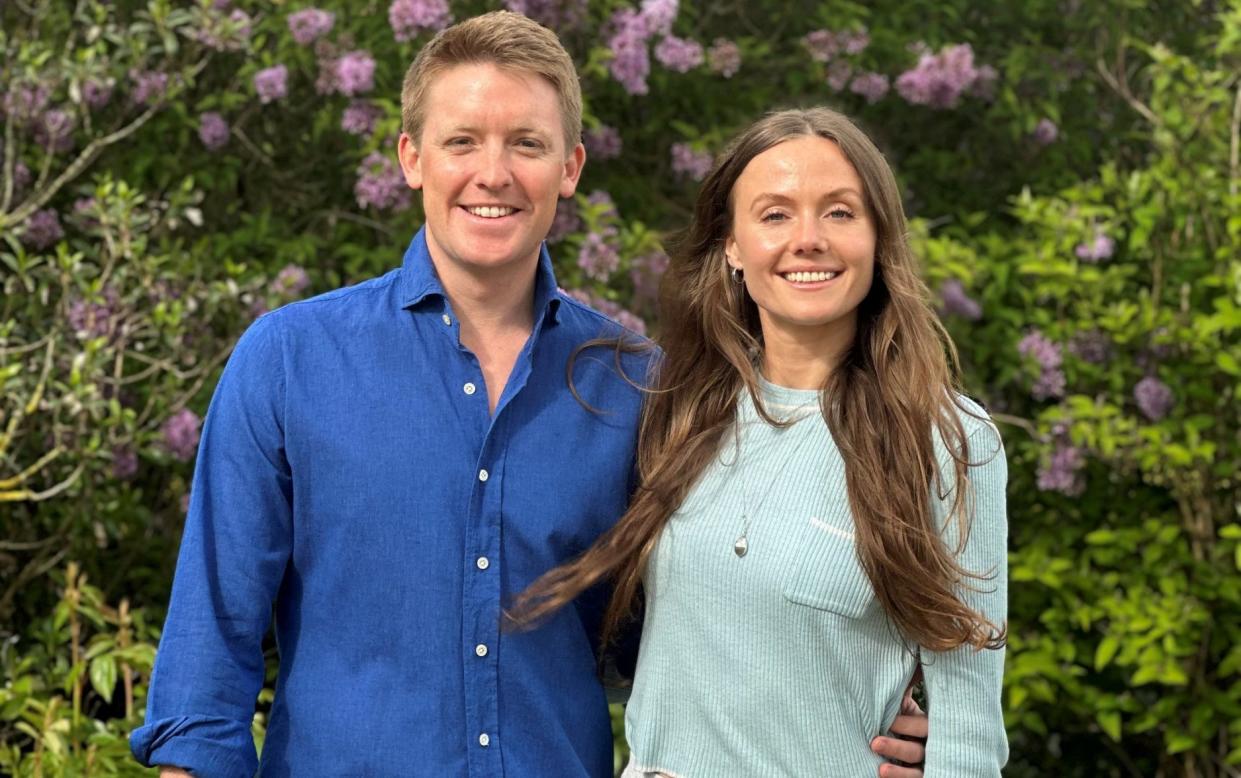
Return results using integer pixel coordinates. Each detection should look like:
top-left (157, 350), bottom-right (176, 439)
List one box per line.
top-left (623, 380), bottom-right (1009, 777)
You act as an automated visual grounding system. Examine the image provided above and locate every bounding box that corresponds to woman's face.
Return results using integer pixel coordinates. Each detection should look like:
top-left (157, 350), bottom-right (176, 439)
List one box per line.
top-left (725, 135), bottom-right (876, 360)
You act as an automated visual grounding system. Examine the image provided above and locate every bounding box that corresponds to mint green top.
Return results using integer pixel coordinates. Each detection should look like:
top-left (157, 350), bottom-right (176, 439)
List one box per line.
top-left (624, 380), bottom-right (1008, 777)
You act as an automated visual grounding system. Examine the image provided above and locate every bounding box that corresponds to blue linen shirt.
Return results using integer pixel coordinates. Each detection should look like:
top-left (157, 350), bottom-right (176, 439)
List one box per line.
top-left (131, 228), bottom-right (650, 778)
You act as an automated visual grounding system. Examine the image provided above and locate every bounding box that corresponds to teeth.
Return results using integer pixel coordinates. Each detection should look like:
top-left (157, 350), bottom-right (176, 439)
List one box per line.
top-left (466, 206), bottom-right (515, 218)
top-left (783, 271), bottom-right (839, 283)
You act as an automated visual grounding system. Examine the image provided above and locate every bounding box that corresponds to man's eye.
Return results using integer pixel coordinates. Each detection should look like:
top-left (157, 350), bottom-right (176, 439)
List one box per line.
top-left (517, 138), bottom-right (544, 149)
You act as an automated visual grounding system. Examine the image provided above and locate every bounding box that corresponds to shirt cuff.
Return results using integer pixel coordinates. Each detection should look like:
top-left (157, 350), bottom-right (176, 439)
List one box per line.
top-left (131, 715), bottom-right (257, 778)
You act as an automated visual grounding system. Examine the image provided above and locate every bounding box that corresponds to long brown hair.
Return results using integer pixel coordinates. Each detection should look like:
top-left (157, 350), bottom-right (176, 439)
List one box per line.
top-left (513, 107), bottom-right (1005, 653)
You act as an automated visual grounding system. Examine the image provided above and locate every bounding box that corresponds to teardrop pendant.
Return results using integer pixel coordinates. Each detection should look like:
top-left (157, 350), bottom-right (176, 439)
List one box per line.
top-left (734, 534), bottom-right (748, 557)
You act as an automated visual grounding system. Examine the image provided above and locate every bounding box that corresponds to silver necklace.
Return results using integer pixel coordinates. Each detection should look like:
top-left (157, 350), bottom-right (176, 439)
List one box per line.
top-left (730, 411), bottom-right (813, 558)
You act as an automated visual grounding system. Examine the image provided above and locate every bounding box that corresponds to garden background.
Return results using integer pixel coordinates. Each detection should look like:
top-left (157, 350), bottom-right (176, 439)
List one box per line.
top-left (1, 0), bottom-right (1238, 775)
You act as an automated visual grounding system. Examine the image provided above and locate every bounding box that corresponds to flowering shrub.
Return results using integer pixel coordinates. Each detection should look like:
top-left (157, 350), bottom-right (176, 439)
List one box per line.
top-left (1, 0), bottom-right (1235, 775)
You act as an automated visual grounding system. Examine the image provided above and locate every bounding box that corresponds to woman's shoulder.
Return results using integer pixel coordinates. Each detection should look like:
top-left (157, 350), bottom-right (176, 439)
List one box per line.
top-left (940, 393), bottom-right (1005, 464)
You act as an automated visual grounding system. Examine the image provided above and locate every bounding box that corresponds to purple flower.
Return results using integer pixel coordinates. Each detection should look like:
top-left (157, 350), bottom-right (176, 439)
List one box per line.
top-left (577, 232), bottom-right (620, 281)
top-left (198, 8), bottom-right (253, 51)
top-left (162, 408), bottom-right (203, 462)
top-left (939, 279), bottom-right (982, 320)
top-left (654, 35), bottom-right (703, 73)
top-left (341, 100), bottom-right (382, 136)
top-left (547, 198), bottom-right (581, 243)
top-left (849, 71), bottom-right (890, 103)
top-left (1031, 369), bottom-right (1066, 401)
top-left (502, 0), bottom-right (587, 30)
top-left (34, 109), bottom-right (75, 153)
top-left (1037, 441), bottom-right (1084, 495)
top-left (67, 289), bottom-right (117, 339)
top-left (388, 0), bottom-right (452, 42)
top-left (198, 111), bottom-right (230, 150)
top-left (1018, 330), bottom-right (1062, 371)
top-left (1068, 330), bottom-right (1111, 364)
top-left (3, 84), bottom-right (50, 124)
top-left (1032, 118), bottom-right (1058, 146)
top-left (895, 43), bottom-right (994, 109)
top-left (803, 30), bottom-right (839, 63)
top-left (130, 70), bottom-right (169, 106)
top-left (1134, 376), bottom-right (1173, 421)
top-left (334, 51), bottom-right (376, 96)
top-left (630, 250), bottom-right (669, 307)
top-left (272, 264), bottom-right (311, 297)
top-left (564, 288), bottom-right (646, 335)
top-left (639, 0), bottom-right (678, 36)
top-left (22, 209), bottom-right (63, 250)
top-left (586, 189), bottom-right (619, 221)
top-left (707, 38), bottom-right (741, 78)
top-left (288, 8), bottom-right (335, 45)
top-left (841, 28), bottom-right (870, 55)
top-left (826, 61), bottom-right (853, 92)
top-left (254, 65), bottom-right (289, 104)
top-left (671, 142), bottom-right (712, 181)
top-left (12, 161), bottom-right (32, 193)
top-left (81, 79), bottom-right (114, 110)
top-left (71, 197), bottom-right (100, 231)
top-left (584, 125), bottom-right (622, 160)
top-left (1075, 229), bottom-right (1115, 262)
top-left (354, 151), bottom-right (412, 211)
top-left (112, 445), bottom-right (139, 480)
top-left (607, 10), bottom-right (651, 95)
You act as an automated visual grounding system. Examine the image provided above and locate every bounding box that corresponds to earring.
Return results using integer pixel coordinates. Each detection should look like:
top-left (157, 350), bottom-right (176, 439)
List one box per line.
top-left (730, 266), bottom-right (744, 284)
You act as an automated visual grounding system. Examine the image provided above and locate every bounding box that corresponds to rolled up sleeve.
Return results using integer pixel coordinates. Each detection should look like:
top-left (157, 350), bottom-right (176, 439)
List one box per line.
top-left (131, 314), bottom-right (293, 778)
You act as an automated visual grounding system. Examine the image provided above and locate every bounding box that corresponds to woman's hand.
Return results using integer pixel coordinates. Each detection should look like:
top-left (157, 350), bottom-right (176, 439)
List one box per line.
top-left (870, 686), bottom-right (928, 777)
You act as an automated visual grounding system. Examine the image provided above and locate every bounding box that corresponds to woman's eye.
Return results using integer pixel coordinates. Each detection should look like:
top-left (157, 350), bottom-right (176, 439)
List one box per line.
top-left (761, 212), bottom-right (788, 222)
top-left (827, 208), bottom-right (855, 219)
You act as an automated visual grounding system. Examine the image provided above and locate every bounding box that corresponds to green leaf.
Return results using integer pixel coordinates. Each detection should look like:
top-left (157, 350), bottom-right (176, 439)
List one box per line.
top-left (89, 655), bottom-right (117, 704)
top-left (1166, 732), bottom-right (1197, 754)
top-left (1097, 710), bottom-right (1121, 741)
top-left (1095, 636), bottom-right (1120, 670)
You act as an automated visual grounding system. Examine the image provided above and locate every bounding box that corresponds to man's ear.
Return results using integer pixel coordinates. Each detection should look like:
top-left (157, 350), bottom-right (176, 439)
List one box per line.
top-left (559, 142), bottom-right (587, 199)
top-left (397, 133), bottom-right (422, 190)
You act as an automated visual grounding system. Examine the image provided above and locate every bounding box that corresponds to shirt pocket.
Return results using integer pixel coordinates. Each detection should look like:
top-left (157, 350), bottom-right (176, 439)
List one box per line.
top-left (781, 516), bottom-right (874, 619)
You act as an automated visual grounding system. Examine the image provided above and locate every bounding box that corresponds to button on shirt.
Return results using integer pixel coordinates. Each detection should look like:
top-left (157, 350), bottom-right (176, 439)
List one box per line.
top-left (130, 228), bottom-right (650, 778)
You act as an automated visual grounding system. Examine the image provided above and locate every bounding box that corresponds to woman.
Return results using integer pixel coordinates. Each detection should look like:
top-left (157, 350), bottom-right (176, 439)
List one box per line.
top-left (517, 107), bottom-right (1008, 776)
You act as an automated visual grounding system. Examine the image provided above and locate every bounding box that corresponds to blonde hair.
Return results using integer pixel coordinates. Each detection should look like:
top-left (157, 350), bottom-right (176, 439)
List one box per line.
top-left (400, 11), bottom-right (583, 151)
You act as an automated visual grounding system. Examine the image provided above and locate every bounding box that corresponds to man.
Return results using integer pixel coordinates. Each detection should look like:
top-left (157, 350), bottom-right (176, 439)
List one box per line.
top-left (132, 11), bottom-right (928, 777)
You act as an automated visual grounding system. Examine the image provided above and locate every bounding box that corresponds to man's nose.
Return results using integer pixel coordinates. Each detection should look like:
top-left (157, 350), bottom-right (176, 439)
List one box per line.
top-left (475, 144), bottom-right (514, 190)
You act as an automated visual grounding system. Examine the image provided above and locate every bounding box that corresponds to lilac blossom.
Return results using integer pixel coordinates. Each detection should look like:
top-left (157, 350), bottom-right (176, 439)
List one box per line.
top-left (939, 279), bottom-right (982, 320)
top-left (112, 445), bottom-right (139, 481)
top-left (12, 161), bottom-right (32, 194)
top-left (584, 125), bottom-right (623, 160)
top-left (607, 10), bottom-right (651, 95)
top-left (130, 70), bottom-right (169, 106)
top-left (198, 111), bottom-right (230, 150)
top-left (162, 408), bottom-right (202, 462)
top-left (254, 65), bottom-right (289, 104)
top-left (640, 0), bottom-right (678, 36)
top-left (849, 71), bottom-right (890, 103)
top-left (34, 109), bottom-right (75, 153)
top-left (341, 100), bottom-right (382, 135)
top-left (198, 8), bottom-right (253, 51)
top-left (895, 43), bottom-right (994, 109)
top-left (1032, 118), bottom-right (1058, 146)
top-left (354, 151), bottom-right (411, 211)
top-left (288, 8), bottom-right (335, 45)
top-left (547, 198), bottom-right (581, 243)
top-left (1037, 441), bottom-right (1085, 495)
top-left (563, 288), bottom-right (647, 335)
top-left (1075, 229), bottom-right (1115, 262)
top-left (81, 79), bottom-right (114, 110)
top-left (334, 51), bottom-right (376, 96)
top-left (577, 232), bottom-right (621, 281)
top-left (803, 30), bottom-right (839, 62)
top-left (1018, 330), bottom-right (1065, 400)
top-left (630, 250), bottom-right (669, 307)
top-left (2, 84), bottom-right (50, 124)
top-left (1134, 376), bottom-right (1173, 421)
top-left (502, 0), bottom-right (587, 29)
top-left (585, 190), bottom-right (619, 221)
top-left (841, 28), bottom-right (870, 55)
top-left (654, 35), bottom-right (703, 73)
top-left (826, 61), bottom-right (853, 92)
top-left (707, 38), bottom-right (741, 77)
top-left (272, 264), bottom-right (311, 297)
top-left (67, 289), bottom-right (118, 339)
top-left (22, 209), bottom-right (63, 250)
top-left (389, 0), bottom-right (452, 42)
top-left (1068, 330), bottom-right (1111, 364)
top-left (671, 142), bottom-right (712, 181)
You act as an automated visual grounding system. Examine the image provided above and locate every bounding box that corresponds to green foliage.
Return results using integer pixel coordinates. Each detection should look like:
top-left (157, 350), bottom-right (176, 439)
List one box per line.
top-left (1, 0), bottom-right (1236, 775)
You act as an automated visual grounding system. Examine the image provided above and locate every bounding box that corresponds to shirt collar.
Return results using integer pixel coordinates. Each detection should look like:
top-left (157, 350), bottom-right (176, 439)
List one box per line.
top-left (398, 226), bottom-right (562, 325)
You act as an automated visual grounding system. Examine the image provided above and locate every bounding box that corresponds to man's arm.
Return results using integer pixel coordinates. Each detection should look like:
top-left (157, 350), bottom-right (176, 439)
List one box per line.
top-left (131, 315), bottom-right (294, 778)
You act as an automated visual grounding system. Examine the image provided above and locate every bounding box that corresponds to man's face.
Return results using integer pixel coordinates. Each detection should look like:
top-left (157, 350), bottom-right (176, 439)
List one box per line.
top-left (398, 63), bottom-right (585, 281)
